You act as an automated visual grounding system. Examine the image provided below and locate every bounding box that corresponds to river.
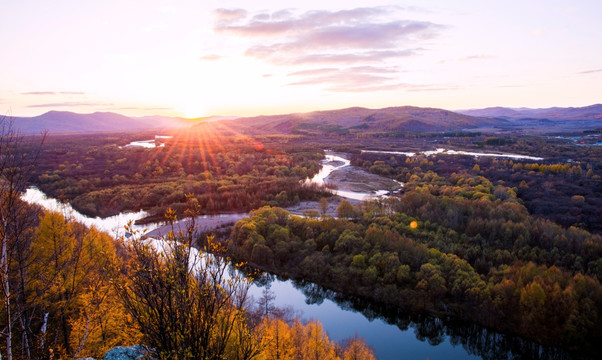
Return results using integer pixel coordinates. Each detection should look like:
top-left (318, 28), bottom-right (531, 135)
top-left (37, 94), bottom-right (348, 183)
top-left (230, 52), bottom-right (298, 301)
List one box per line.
top-left (303, 152), bottom-right (400, 201)
top-left (23, 149), bottom-right (582, 360)
top-left (361, 148), bottom-right (544, 161)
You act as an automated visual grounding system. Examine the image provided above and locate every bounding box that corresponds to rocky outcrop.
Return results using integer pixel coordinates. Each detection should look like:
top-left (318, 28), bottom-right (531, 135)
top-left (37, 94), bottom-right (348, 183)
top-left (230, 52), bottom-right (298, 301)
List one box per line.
top-left (76, 346), bottom-right (148, 360)
top-left (102, 345), bottom-right (154, 360)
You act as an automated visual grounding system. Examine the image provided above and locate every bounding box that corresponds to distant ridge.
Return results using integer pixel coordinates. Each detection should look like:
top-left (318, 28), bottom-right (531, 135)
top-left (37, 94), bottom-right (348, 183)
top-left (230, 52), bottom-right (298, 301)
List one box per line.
top-left (9, 104), bottom-right (602, 135)
top-left (458, 104), bottom-right (602, 121)
top-left (193, 106), bottom-right (499, 135)
top-left (10, 111), bottom-right (200, 134)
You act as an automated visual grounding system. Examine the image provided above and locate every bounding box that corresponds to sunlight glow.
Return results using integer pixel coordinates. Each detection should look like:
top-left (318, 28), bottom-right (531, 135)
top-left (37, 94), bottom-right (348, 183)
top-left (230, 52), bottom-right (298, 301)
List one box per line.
top-left (1, 1), bottom-right (601, 116)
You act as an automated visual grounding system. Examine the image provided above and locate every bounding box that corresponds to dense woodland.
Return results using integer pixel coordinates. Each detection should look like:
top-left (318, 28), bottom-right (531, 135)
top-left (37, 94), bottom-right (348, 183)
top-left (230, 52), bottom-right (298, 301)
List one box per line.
top-left (354, 137), bottom-right (602, 234)
top-left (9, 126), bottom-right (602, 358)
top-left (230, 200), bottom-right (602, 356)
top-left (29, 131), bottom-right (327, 222)
top-left (2, 123), bottom-right (376, 359)
top-left (228, 134), bottom-right (602, 357)
top-left (0, 205), bottom-right (376, 359)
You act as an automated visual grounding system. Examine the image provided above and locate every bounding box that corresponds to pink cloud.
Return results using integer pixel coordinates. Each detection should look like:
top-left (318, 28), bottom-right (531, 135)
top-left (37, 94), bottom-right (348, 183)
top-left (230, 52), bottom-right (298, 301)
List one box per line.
top-left (200, 54), bottom-right (222, 61)
top-left (22, 91), bottom-right (86, 95)
top-left (215, 7), bottom-right (442, 64)
top-left (287, 67), bottom-right (406, 93)
top-left (27, 101), bottom-right (114, 108)
top-left (213, 8), bottom-right (247, 22)
top-left (214, 7), bottom-right (445, 93)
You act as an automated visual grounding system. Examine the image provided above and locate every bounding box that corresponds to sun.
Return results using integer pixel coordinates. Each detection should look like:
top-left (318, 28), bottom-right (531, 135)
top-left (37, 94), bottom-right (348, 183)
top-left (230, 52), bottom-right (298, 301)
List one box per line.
top-left (177, 102), bottom-right (207, 119)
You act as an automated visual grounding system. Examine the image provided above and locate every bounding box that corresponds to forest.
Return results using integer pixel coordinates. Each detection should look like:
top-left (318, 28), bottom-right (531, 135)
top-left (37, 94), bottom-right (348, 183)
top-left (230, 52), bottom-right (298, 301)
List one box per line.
top-left (9, 125), bottom-right (602, 358)
top-left (1, 122), bottom-right (378, 359)
top-left (28, 130), bottom-right (328, 223)
top-left (0, 205), bottom-right (376, 359)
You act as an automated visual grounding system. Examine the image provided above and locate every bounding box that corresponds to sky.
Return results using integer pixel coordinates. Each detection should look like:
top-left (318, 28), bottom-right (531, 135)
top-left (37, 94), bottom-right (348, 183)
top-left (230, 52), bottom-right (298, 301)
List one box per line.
top-left (1, 0), bottom-right (601, 118)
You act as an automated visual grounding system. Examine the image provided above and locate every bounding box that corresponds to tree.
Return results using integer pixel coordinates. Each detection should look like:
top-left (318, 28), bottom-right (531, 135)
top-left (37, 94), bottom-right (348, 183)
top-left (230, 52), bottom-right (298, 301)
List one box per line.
top-left (29, 211), bottom-right (133, 359)
top-left (318, 197), bottom-right (329, 216)
top-left (341, 334), bottom-right (376, 360)
top-left (257, 285), bottom-right (276, 317)
top-left (114, 210), bottom-right (257, 359)
top-left (260, 317), bottom-right (297, 360)
top-left (0, 116), bottom-right (45, 360)
top-left (336, 200), bottom-right (356, 219)
top-left (300, 319), bottom-right (338, 360)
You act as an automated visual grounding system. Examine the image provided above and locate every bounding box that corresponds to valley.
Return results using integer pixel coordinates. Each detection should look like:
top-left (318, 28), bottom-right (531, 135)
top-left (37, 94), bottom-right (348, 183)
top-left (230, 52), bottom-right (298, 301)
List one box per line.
top-left (4, 2), bottom-right (602, 358)
top-left (16, 113), bottom-right (602, 359)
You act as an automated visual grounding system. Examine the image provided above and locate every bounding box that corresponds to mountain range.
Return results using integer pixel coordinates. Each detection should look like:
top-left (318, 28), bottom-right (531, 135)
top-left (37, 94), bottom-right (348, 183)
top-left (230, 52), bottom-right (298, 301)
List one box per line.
top-left (9, 111), bottom-right (198, 134)
top-left (7, 104), bottom-right (601, 135)
top-left (192, 106), bottom-right (500, 135)
top-left (457, 104), bottom-right (602, 121)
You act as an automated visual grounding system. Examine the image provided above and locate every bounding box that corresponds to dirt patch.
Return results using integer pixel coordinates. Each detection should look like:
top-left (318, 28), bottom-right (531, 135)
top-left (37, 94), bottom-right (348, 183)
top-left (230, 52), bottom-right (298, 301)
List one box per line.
top-left (325, 166), bottom-right (401, 193)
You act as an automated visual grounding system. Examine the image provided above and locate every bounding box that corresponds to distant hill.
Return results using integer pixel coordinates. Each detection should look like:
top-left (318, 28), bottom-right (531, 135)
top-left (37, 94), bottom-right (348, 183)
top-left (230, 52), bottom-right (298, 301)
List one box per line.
top-left (11, 104), bottom-right (601, 136)
top-left (458, 104), bottom-right (602, 121)
top-left (193, 106), bottom-right (499, 135)
top-left (10, 111), bottom-right (199, 134)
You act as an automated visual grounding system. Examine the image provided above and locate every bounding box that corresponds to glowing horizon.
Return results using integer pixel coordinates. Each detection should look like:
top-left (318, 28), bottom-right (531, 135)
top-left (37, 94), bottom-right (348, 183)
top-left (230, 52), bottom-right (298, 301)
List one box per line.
top-left (1, 0), bottom-right (601, 119)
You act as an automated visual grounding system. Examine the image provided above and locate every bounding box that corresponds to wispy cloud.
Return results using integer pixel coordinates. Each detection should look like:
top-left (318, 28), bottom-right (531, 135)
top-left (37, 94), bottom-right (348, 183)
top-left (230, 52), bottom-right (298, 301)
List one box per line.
top-left (214, 8), bottom-right (248, 22)
top-left (246, 48), bottom-right (419, 65)
top-left (215, 7), bottom-right (442, 66)
top-left (496, 84), bottom-right (526, 88)
top-left (406, 85), bottom-right (460, 92)
top-left (213, 7), bottom-right (447, 93)
top-left (112, 106), bottom-right (174, 112)
top-left (287, 66), bottom-right (422, 93)
top-left (27, 101), bottom-right (114, 108)
top-left (458, 55), bottom-right (494, 61)
top-left (27, 102), bottom-right (174, 114)
top-left (22, 91), bottom-right (86, 96)
top-left (200, 54), bottom-right (222, 61)
top-left (578, 68), bottom-right (602, 75)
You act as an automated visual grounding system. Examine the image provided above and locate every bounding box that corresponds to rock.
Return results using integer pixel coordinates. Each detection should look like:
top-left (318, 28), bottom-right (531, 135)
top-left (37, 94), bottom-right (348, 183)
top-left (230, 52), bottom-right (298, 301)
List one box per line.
top-left (103, 345), bottom-right (153, 360)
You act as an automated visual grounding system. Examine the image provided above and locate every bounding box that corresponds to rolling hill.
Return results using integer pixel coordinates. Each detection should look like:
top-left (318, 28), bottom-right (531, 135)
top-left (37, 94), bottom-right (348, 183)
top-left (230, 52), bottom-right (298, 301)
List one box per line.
top-left (193, 106), bottom-right (500, 135)
top-left (458, 104), bottom-right (602, 121)
top-left (10, 104), bottom-right (601, 136)
top-left (9, 111), bottom-right (198, 134)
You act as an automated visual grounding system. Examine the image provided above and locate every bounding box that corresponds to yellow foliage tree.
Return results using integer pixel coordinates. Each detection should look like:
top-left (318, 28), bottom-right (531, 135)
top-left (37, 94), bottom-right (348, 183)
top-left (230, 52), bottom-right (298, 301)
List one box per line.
top-left (260, 317), bottom-right (297, 360)
top-left (29, 212), bottom-right (138, 358)
top-left (299, 319), bottom-right (339, 360)
top-left (342, 335), bottom-right (376, 360)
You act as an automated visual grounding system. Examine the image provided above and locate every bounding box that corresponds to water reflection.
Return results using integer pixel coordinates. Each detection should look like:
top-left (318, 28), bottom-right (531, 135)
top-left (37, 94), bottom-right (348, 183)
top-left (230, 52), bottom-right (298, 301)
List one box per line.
top-left (125, 135), bottom-right (173, 148)
top-left (254, 274), bottom-right (591, 360)
top-left (21, 188), bottom-right (155, 237)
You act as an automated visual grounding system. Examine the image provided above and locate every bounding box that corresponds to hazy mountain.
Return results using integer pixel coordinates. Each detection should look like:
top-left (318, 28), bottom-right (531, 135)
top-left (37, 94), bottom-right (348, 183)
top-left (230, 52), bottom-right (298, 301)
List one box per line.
top-left (10, 111), bottom-right (197, 134)
top-left (458, 104), bottom-right (602, 121)
top-left (193, 106), bottom-right (499, 135)
top-left (12, 104), bottom-right (600, 136)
